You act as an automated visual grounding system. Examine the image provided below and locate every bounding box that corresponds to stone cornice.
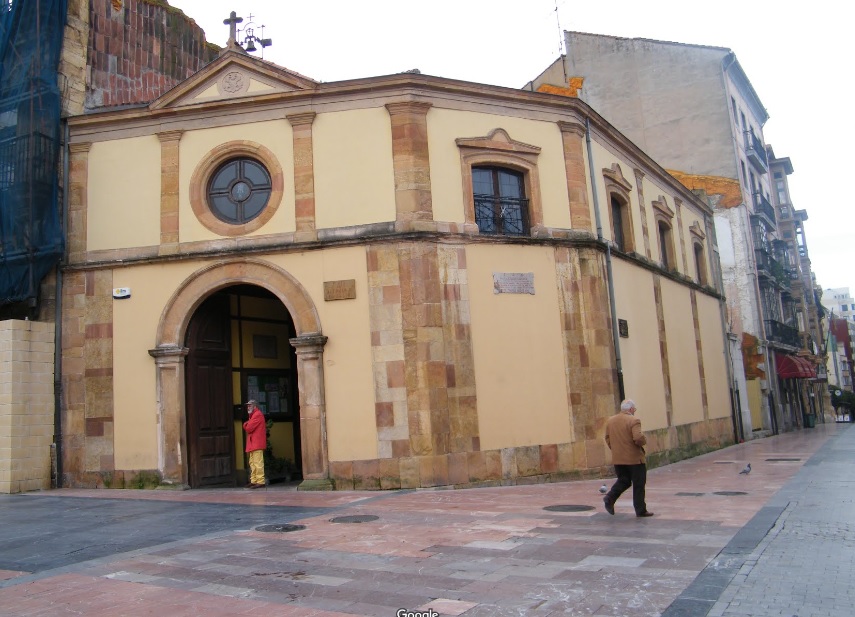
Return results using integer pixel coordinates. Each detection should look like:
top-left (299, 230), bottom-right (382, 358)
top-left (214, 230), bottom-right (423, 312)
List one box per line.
top-left (285, 111), bottom-right (317, 126)
top-left (156, 130), bottom-right (183, 143)
top-left (66, 74), bottom-right (712, 220)
top-left (384, 101), bottom-right (433, 116)
top-left (557, 121), bottom-right (585, 137)
top-left (69, 142), bottom-right (92, 154)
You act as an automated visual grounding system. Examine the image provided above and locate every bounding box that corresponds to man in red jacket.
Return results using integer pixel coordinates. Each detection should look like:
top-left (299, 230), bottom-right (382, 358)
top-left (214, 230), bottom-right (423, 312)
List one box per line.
top-left (243, 399), bottom-right (267, 489)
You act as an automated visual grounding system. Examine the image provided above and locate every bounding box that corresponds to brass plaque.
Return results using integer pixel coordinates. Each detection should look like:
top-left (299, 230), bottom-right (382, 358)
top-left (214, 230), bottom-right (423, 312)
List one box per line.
top-left (324, 279), bottom-right (357, 301)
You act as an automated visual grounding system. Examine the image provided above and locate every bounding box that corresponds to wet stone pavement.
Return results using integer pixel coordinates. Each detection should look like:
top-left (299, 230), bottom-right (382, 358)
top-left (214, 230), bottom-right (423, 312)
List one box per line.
top-left (0, 423), bottom-right (851, 617)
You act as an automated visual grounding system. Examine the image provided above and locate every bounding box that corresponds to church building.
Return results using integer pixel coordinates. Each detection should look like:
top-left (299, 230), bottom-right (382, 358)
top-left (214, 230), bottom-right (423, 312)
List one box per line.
top-left (60, 39), bottom-right (733, 490)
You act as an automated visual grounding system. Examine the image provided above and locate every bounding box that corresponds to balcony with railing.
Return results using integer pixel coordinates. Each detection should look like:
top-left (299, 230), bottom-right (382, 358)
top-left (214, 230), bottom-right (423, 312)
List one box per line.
top-left (765, 319), bottom-right (801, 348)
top-left (753, 192), bottom-right (776, 226)
top-left (755, 247), bottom-right (792, 291)
top-left (745, 130), bottom-right (768, 172)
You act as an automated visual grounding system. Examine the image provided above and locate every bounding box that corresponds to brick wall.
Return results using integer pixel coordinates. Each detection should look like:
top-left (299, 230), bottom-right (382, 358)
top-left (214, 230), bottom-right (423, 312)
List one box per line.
top-left (85, 0), bottom-right (220, 110)
top-left (0, 321), bottom-right (56, 494)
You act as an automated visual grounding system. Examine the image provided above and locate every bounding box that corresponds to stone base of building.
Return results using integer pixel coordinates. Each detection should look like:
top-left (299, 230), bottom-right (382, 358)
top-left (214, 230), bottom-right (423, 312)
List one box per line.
top-left (61, 469), bottom-right (164, 490)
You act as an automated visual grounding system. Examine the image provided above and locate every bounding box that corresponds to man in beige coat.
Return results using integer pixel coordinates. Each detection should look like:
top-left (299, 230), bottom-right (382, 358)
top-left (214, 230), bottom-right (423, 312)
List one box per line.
top-left (603, 399), bottom-right (653, 517)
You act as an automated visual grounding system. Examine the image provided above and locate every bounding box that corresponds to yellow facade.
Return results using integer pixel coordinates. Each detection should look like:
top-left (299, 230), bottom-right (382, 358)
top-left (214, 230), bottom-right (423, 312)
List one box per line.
top-left (314, 108), bottom-right (397, 229)
top-left (61, 50), bottom-right (733, 491)
top-left (467, 244), bottom-right (571, 449)
top-left (661, 279), bottom-right (704, 425)
top-left (88, 136), bottom-right (161, 251)
top-left (611, 261), bottom-right (669, 430)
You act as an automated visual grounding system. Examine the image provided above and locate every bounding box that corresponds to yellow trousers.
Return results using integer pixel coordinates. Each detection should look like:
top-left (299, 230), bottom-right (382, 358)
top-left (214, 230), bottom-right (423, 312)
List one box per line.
top-left (248, 449), bottom-right (265, 485)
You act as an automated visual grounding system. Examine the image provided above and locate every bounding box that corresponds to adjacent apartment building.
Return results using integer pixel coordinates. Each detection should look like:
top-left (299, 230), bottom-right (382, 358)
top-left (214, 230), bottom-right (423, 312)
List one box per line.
top-left (529, 31), bottom-right (827, 436)
top-left (824, 287), bottom-right (855, 323)
top-left (822, 288), bottom-right (855, 392)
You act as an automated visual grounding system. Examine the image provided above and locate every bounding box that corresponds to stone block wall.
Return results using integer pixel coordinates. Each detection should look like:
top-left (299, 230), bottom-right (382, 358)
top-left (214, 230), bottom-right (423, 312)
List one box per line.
top-left (0, 321), bottom-right (56, 494)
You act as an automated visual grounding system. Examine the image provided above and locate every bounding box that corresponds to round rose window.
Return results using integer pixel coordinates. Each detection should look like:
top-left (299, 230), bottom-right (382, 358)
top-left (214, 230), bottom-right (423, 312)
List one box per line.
top-left (207, 158), bottom-right (272, 224)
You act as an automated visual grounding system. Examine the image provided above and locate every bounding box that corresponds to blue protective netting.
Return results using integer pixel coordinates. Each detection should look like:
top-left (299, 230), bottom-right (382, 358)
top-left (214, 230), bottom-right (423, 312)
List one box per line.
top-left (0, 0), bottom-right (67, 306)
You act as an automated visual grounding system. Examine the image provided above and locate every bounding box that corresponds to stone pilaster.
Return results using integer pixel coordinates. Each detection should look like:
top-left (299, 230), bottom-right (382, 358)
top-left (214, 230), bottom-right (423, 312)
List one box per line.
top-left (555, 246), bottom-right (618, 471)
top-left (67, 143), bottom-right (91, 264)
top-left (61, 271), bottom-right (86, 484)
top-left (633, 168), bottom-right (652, 259)
top-left (558, 121), bottom-right (592, 232)
top-left (286, 112), bottom-right (318, 242)
top-left (691, 290), bottom-right (710, 420)
top-left (83, 270), bottom-right (114, 473)
top-left (366, 246), bottom-right (409, 461)
top-left (289, 334), bottom-right (331, 488)
top-left (157, 130), bottom-right (182, 254)
top-left (147, 344), bottom-right (189, 485)
top-left (675, 198), bottom-right (688, 274)
top-left (62, 266), bottom-right (115, 486)
top-left (359, 243), bottom-right (479, 490)
top-left (653, 275), bottom-right (674, 426)
top-left (385, 102), bottom-right (434, 229)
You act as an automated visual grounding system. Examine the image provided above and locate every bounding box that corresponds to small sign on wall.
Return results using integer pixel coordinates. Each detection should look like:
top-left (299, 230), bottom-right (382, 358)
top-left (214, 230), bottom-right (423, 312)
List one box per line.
top-left (493, 272), bottom-right (535, 295)
top-left (618, 319), bottom-right (629, 338)
top-left (324, 279), bottom-right (357, 301)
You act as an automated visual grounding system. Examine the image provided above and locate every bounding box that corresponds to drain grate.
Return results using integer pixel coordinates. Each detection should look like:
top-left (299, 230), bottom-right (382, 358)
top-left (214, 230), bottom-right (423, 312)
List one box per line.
top-left (675, 492), bottom-right (705, 497)
top-left (255, 523), bottom-right (306, 533)
top-left (544, 504), bottom-right (595, 512)
top-left (330, 514), bottom-right (379, 523)
top-left (766, 458), bottom-right (801, 462)
top-left (713, 491), bottom-right (747, 496)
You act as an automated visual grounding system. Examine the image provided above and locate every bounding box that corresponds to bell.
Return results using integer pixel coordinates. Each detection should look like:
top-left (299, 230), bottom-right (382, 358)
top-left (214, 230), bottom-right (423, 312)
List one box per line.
top-left (244, 38), bottom-right (257, 53)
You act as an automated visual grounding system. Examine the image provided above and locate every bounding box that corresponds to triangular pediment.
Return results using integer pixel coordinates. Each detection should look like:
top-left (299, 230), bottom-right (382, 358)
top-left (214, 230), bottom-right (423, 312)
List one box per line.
top-left (151, 51), bottom-right (317, 110)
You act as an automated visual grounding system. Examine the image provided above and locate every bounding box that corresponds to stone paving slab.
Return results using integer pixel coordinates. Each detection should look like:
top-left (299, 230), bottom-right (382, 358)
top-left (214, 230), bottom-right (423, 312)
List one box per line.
top-left (0, 423), bottom-right (849, 616)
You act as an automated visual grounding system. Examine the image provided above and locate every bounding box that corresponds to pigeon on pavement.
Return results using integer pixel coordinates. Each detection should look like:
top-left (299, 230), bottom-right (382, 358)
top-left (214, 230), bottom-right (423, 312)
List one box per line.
top-left (739, 463), bottom-right (751, 475)
top-left (599, 484), bottom-right (608, 494)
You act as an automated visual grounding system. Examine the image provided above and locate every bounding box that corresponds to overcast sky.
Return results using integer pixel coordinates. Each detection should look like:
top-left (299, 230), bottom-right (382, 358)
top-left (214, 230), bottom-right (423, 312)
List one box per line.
top-left (168, 0), bottom-right (854, 297)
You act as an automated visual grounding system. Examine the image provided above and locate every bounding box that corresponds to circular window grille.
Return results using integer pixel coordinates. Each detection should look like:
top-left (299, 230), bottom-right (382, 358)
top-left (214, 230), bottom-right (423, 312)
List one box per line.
top-left (207, 158), bottom-right (272, 224)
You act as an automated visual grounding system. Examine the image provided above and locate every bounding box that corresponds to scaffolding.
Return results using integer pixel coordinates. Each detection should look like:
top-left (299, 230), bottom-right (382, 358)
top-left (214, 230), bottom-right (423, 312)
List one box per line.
top-left (0, 0), bottom-right (67, 313)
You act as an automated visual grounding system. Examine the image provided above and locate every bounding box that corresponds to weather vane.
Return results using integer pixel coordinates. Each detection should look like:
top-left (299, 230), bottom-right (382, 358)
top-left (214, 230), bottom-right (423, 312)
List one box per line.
top-left (223, 11), bottom-right (272, 57)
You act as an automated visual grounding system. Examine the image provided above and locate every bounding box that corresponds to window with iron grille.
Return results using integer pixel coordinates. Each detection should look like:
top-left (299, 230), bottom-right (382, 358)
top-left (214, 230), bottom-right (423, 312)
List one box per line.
top-left (472, 167), bottom-right (529, 236)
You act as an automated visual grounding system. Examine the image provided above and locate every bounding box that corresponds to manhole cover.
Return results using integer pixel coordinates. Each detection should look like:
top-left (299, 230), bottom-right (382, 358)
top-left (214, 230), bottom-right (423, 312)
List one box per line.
top-left (544, 505), bottom-right (595, 512)
top-left (675, 492), bottom-right (705, 497)
top-left (330, 515), bottom-right (379, 523)
top-left (255, 524), bottom-right (306, 533)
top-left (766, 458), bottom-right (801, 462)
top-left (713, 491), bottom-right (747, 496)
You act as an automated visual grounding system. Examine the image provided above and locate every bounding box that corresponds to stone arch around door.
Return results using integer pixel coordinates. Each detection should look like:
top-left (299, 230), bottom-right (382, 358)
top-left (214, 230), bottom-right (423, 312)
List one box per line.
top-left (148, 258), bottom-right (330, 489)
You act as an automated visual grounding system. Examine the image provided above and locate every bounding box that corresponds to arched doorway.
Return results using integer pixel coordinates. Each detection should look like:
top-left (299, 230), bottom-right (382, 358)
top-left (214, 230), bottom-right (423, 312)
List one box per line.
top-left (184, 285), bottom-right (301, 488)
top-left (149, 259), bottom-right (329, 488)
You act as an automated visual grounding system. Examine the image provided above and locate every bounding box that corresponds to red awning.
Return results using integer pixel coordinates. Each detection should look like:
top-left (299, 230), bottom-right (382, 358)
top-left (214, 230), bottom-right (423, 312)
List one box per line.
top-left (776, 354), bottom-right (816, 379)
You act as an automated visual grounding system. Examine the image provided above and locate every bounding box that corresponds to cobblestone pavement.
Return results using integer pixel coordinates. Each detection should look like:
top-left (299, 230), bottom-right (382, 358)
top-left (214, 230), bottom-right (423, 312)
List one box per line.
top-left (0, 423), bottom-right (850, 617)
top-left (665, 422), bottom-right (855, 617)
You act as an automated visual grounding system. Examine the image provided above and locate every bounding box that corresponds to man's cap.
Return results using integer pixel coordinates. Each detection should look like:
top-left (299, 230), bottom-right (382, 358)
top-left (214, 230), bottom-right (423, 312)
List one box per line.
top-left (246, 399), bottom-right (257, 406)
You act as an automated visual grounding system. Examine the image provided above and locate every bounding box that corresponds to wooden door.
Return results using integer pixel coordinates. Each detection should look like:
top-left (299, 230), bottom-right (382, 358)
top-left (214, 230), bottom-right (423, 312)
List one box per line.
top-left (185, 295), bottom-right (235, 487)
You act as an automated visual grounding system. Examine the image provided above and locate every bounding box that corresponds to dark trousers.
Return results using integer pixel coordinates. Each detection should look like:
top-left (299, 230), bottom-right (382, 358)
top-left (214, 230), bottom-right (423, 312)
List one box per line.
top-left (606, 463), bottom-right (647, 514)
